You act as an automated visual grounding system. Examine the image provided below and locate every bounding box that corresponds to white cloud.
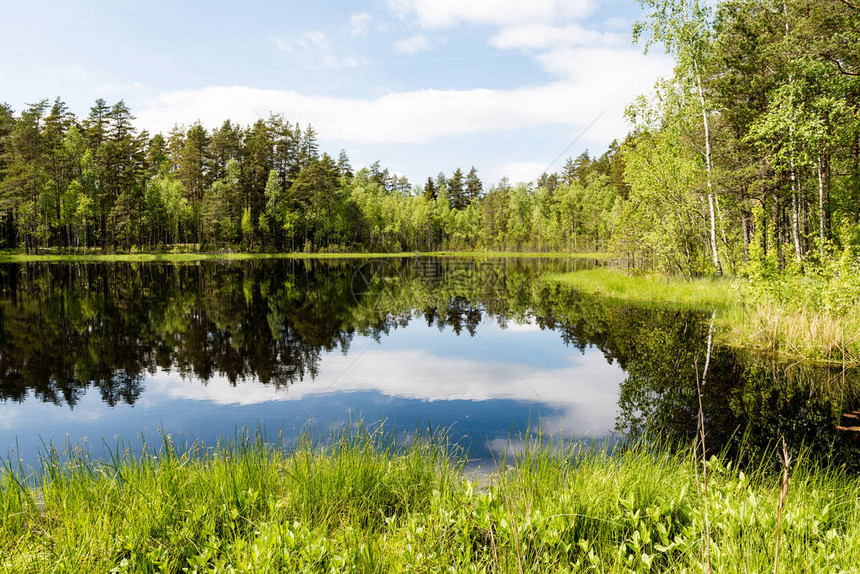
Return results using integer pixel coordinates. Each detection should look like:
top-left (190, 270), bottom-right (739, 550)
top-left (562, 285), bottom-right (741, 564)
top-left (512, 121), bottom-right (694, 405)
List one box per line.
top-left (322, 54), bottom-right (368, 69)
top-left (497, 162), bottom-right (549, 185)
top-left (147, 347), bottom-right (621, 437)
top-left (368, 0), bottom-right (671, 160)
top-left (490, 24), bottom-right (624, 51)
top-left (137, 83), bottom-right (578, 144)
top-left (96, 81), bottom-right (148, 95)
top-left (136, 47), bottom-right (670, 147)
top-left (534, 46), bottom-right (670, 85)
top-left (271, 30), bottom-right (330, 52)
top-left (604, 16), bottom-right (630, 31)
top-left (386, 0), bottom-right (595, 28)
top-left (48, 65), bottom-right (90, 80)
top-left (350, 12), bottom-right (372, 36)
top-left (270, 29), bottom-right (367, 71)
top-left (394, 34), bottom-right (432, 55)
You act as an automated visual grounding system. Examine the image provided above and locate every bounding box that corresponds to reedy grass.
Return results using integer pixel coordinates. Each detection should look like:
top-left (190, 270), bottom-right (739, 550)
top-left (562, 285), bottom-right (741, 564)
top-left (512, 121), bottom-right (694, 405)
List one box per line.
top-left (2, 428), bottom-right (859, 573)
top-left (723, 301), bottom-right (860, 366)
top-left (543, 268), bottom-right (738, 310)
top-left (545, 267), bottom-right (860, 364)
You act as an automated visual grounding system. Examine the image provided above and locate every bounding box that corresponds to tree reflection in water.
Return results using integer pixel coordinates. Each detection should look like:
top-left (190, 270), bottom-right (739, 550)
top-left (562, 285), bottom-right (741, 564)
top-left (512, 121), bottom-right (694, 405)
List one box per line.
top-left (0, 258), bottom-right (856, 467)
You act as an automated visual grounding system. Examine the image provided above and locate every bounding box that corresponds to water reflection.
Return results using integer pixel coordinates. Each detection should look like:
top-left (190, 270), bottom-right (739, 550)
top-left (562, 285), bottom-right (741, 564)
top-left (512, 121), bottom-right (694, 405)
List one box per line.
top-left (0, 258), bottom-right (857, 467)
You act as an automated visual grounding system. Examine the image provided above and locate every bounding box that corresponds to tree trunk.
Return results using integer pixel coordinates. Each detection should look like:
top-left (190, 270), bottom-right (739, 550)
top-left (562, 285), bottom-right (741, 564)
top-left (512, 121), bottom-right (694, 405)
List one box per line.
top-left (790, 176), bottom-right (802, 263)
top-left (817, 156), bottom-right (825, 254)
top-left (801, 176), bottom-right (809, 253)
top-left (694, 61), bottom-right (723, 276)
top-left (772, 195), bottom-right (783, 268)
top-left (784, 0), bottom-right (802, 264)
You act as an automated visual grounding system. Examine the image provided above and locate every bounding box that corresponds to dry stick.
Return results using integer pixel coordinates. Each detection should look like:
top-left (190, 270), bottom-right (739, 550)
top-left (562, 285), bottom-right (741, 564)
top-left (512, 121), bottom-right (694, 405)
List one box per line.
top-left (490, 445), bottom-right (523, 574)
top-left (773, 437), bottom-right (792, 574)
top-left (488, 516), bottom-right (500, 572)
top-left (526, 487), bottom-right (541, 573)
top-left (696, 309), bottom-right (717, 574)
top-left (500, 476), bottom-right (525, 574)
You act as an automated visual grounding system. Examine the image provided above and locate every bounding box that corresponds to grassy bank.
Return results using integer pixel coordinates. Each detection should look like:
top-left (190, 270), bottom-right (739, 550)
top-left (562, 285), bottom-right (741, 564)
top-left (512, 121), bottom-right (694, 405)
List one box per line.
top-left (722, 301), bottom-right (860, 365)
top-left (0, 250), bottom-right (607, 264)
top-left (545, 267), bottom-right (860, 364)
top-left (543, 268), bottom-right (738, 310)
top-left (2, 430), bottom-right (858, 572)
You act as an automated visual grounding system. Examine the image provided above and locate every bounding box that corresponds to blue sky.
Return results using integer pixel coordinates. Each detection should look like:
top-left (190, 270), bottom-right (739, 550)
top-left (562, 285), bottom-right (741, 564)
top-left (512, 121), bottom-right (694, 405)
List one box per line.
top-left (1, 0), bottom-right (672, 186)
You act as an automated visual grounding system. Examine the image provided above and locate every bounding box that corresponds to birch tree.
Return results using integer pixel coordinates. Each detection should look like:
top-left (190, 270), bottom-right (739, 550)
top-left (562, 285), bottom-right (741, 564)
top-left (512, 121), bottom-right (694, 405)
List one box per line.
top-left (635, 0), bottom-right (724, 275)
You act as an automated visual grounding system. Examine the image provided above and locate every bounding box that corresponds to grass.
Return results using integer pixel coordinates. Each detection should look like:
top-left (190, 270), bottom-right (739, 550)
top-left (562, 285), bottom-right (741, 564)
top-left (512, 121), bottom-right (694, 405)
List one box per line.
top-left (0, 250), bottom-right (608, 264)
top-left (723, 300), bottom-right (860, 365)
top-left (544, 267), bottom-right (860, 364)
top-left (2, 428), bottom-right (858, 572)
top-left (543, 268), bottom-right (739, 310)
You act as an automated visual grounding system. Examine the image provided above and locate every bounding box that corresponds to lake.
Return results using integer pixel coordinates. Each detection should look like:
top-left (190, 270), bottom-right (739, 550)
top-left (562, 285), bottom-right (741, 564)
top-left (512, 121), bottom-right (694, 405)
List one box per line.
top-left (1, 257), bottom-right (857, 468)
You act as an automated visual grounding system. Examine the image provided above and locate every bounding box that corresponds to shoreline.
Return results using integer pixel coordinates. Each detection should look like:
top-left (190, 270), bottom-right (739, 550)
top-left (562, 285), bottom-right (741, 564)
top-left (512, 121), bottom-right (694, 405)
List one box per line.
top-left (0, 250), bottom-right (609, 263)
top-left (544, 267), bottom-right (860, 366)
top-left (3, 432), bottom-right (858, 571)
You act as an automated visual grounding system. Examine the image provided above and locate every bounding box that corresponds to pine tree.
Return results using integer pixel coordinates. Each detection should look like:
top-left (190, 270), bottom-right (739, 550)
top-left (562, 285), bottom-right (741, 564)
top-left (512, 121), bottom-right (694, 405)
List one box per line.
top-left (572, 151), bottom-right (592, 186)
top-left (423, 177), bottom-right (437, 201)
top-left (300, 124), bottom-right (319, 168)
top-left (178, 122), bottom-right (210, 243)
top-left (106, 100), bottom-right (144, 247)
top-left (336, 149), bottom-right (353, 179)
top-left (2, 101), bottom-right (50, 251)
top-left (465, 167), bottom-right (483, 203)
top-left (447, 168), bottom-right (465, 210)
top-left (83, 98), bottom-right (110, 149)
top-left (209, 120), bottom-right (243, 180)
top-left (561, 157), bottom-right (577, 186)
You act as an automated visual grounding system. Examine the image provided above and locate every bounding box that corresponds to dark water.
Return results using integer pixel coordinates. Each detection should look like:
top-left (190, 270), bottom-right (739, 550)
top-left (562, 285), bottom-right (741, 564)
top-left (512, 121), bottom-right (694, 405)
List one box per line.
top-left (0, 258), bottom-right (857, 468)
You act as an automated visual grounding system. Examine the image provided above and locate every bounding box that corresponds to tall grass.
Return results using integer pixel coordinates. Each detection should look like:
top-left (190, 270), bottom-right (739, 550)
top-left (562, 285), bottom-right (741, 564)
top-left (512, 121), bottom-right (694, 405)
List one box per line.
top-left (2, 428), bottom-right (858, 572)
top-left (728, 244), bottom-right (860, 364)
top-left (545, 267), bottom-right (860, 364)
top-left (544, 268), bottom-right (738, 310)
top-left (724, 301), bottom-right (860, 365)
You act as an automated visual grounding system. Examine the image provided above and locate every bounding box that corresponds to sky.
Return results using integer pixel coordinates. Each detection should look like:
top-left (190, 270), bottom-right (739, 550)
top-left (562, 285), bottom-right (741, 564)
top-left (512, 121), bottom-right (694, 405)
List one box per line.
top-left (1, 316), bottom-right (623, 465)
top-left (1, 0), bottom-right (673, 186)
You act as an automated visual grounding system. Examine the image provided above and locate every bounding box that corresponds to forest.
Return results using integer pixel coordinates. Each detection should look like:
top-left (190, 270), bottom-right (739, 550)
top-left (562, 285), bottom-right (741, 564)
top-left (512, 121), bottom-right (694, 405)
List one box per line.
top-left (620, 0), bottom-right (860, 278)
top-left (0, 0), bottom-right (858, 278)
top-left (0, 98), bottom-right (621, 255)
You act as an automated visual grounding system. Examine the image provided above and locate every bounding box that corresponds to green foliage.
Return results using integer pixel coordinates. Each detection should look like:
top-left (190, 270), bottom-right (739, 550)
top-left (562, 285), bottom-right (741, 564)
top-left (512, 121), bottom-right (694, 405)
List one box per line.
top-left (614, 109), bottom-right (714, 275)
top-left (2, 430), bottom-right (859, 572)
top-left (546, 268), bottom-right (737, 310)
top-left (623, 0), bottom-right (860, 279)
top-left (742, 216), bottom-right (860, 316)
top-left (240, 207), bottom-right (254, 247)
top-left (723, 214), bottom-right (860, 362)
top-left (0, 98), bottom-right (626, 255)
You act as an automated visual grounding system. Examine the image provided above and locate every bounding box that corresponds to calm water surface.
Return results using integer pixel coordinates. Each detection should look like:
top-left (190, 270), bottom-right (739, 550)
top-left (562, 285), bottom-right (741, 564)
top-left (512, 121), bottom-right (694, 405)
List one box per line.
top-left (0, 258), bottom-right (857, 468)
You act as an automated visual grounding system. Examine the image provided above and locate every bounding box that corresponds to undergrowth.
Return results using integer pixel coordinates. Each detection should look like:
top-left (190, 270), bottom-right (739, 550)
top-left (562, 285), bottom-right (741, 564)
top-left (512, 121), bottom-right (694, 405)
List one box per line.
top-left (543, 268), bottom-right (738, 310)
top-left (2, 428), bottom-right (858, 572)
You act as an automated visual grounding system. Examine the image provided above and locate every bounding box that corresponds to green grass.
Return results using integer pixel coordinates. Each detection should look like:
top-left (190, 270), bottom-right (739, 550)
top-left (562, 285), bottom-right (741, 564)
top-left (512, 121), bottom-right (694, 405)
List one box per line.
top-left (722, 300), bottom-right (860, 366)
top-left (2, 428), bottom-right (858, 572)
top-left (543, 267), bottom-right (860, 363)
top-left (0, 250), bottom-right (607, 264)
top-left (427, 250), bottom-right (608, 260)
top-left (544, 268), bottom-right (739, 310)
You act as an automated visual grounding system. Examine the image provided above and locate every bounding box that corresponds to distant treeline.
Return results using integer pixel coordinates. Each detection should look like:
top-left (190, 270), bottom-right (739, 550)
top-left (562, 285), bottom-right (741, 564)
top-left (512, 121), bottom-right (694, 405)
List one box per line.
top-left (3, 1), bottom-right (856, 269)
top-left (0, 98), bottom-right (625, 254)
